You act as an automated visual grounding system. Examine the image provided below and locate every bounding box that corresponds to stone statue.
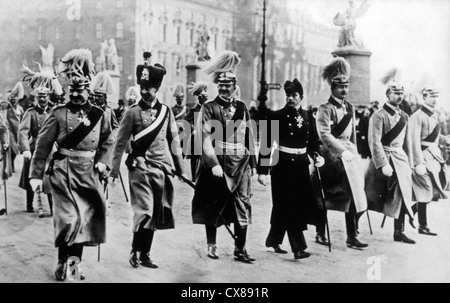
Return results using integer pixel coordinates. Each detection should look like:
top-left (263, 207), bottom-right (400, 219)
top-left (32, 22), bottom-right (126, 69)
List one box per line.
top-left (333, 0), bottom-right (371, 48)
top-left (98, 40), bottom-right (108, 71)
top-left (195, 24), bottom-right (211, 62)
top-left (106, 38), bottom-right (119, 72)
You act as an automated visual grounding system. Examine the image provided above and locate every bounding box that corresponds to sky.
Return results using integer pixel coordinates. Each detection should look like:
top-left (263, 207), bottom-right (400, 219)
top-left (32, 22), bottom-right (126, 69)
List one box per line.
top-left (288, 0), bottom-right (450, 109)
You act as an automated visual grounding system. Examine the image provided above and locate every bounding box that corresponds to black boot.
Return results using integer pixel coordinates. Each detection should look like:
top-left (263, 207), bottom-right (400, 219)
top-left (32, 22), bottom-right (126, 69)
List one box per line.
top-left (394, 212), bottom-right (416, 244)
top-left (139, 229), bottom-right (158, 269)
top-left (234, 225), bottom-right (255, 263)
top-left (129, 232), bottom-right (141, 268)
top-left (26, 190), bottom-right (34, 213)
top-left (55, 245), bottom-right (68, 281)
top-left (48, 195), bottom-right (53, 217)
top-left (315, 233), bottom-right (329, 246)
top-left (207, 244), bottom-right (219, 259)
top-left (418, 225), bottom-right (437, 236)
top-left (294, 250), bottom-right (311, 260)
top-left (346, 236), bottom-right (369, 248)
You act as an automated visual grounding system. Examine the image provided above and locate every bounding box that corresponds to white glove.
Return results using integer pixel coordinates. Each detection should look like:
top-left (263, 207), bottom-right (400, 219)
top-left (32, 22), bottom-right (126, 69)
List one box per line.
top-left (314, 156), bottom-right (325, 168)
top-left (29, 179), bottom-right (43, 192)
top-left (258, 174), bottom-right (267, 186)
top-left (382, 165), bottom-right (394, 177)
top-left (22, 151), bottom-right (32, 160)
top-left (415, 164), bottom-right (427, 176)
top-left (211, 165), bottom-right (224, 178)
top-left (341, 150), bottom-right (355, 162)
top-left (95, 162), bottom-right (107, 174)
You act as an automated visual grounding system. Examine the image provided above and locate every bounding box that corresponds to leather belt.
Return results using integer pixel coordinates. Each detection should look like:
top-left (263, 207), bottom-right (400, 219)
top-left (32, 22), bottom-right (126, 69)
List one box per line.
top-left (59, 148), bottom-right (96, 158)
top-left (215, 141), bottom-right (244, 151)
top-left (278, 146), bottom-right (307, 155)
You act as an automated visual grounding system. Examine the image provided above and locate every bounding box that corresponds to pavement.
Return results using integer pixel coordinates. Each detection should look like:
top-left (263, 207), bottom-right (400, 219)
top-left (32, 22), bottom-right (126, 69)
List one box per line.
top-left (1, 156), bottom-right (450, 283)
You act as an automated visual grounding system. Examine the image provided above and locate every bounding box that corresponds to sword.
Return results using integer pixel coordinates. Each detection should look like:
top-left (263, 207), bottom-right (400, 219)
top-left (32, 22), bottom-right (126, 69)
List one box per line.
top-left (173, 170), bottom-right (237, 240)
top-left (118, 171), bottom-right (129, 203)
top-left (314, 153), bottom-right (332, 253)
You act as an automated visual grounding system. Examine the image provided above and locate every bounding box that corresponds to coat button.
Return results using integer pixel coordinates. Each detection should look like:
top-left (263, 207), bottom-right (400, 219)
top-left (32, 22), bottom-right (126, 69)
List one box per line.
top-left (144, 120), bottom-right (148, 123)
top-left (92, 139), bottom-right (96, 142)
top-left (69, 127), bottom-right (73, 130)
top-left (142, 111), bottom-right (146, 114)
top-left (38, 125), bottom-right (41, 127)
top-left (290, 133), bottom-right (294, 136)
top-left (289, 123), bottom-right (292, 126)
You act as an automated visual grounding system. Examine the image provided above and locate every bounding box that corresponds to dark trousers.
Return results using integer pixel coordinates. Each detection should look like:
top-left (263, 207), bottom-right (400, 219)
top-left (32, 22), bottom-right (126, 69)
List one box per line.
top-left (205, 224), bottom-right (248, 251)
top-left (411, 203), bottom-right (428, 227)
top-left (316, 204), bottom-right (361, 237)
top-left (131, 216), bottom-right (155, 254)
top-left (265, 223), bottom-right (307, 253)
top-left (58, 243), bottom-right (84, 261)
top-left (394, 203), bottom-right (409, 232)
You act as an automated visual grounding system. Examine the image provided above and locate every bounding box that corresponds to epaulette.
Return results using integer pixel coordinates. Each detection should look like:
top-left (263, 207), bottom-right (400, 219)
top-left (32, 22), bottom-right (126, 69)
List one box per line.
top-left (26, 106), bottom-right (36, 112)
top-left (129, 103), bottom-right (139, 109)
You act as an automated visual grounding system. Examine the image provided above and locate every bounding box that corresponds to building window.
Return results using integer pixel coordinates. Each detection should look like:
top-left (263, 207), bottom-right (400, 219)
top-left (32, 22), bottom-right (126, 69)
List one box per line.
top-left (116, 22), bottom-right (123, 38)
top-left (176, 26), bottom-right (181, 45)
top-left (158, 51), bottom-right (167, 67)
top-left (96, 23), bottom-right (102, 39)
top-left (189, 28), bottom-right (194, 47)
top-left (162, 23), bottom-right (167, 42)
top-left (174, 55), bottom-right (183, 77)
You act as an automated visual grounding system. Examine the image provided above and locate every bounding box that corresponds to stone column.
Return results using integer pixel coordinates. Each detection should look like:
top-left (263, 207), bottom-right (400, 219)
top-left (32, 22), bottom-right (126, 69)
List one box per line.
top-left (332, 48), bottom-right (372, 106)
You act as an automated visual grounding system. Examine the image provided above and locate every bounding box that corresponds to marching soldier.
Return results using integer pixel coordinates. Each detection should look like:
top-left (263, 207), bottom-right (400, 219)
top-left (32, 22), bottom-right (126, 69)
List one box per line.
top-left (5, 82), bottom-right (22, 174)
top-left (184, 81), bottom-right (208, 181)
top-left (365, 81), bottom-right (415, 244)
top-left (409, 87), bottom-right (450, 236)
top-left (20, 69), bottom-right (60, 218)
top-left (126, 86), bottom-right (140, 108)
top-left (29, 49), bottom-right (114, 281)
top-left (89, 71), bottom-right (120, 135)
top-left (171, 83), bottom-right (189, 133)
top-left (111, 62), bottom-right (187, 269)
top-left (313, 57), bottom-right (369, 249)
top-left (257, 79), bottom-right (324, 260)
top-left (192, 50), bottom-right (257, 263)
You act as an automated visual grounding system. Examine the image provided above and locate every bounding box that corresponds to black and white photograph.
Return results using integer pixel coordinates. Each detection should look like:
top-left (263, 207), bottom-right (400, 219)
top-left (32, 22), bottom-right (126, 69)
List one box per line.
top-left (0, 0), bottom-right (450, 287)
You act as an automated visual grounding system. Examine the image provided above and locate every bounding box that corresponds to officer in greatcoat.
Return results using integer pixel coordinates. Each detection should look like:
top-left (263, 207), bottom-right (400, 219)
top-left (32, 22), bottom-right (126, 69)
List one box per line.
top-left (184, 81), bottom-right (208, 181)
top-left (29, 49), bottom-right (114, 281)
top-left (408, 87), bottom-right (450, 236)
top-left (19, 69), bottom-right (59, 218)
top-left (257, 79), bottom-right (324, 260)
top-left (191, 68), bottom-right (257, 263)
top-left (312, 57), bottom-right (369, 249)
top-left (365, 81), bottom-right (416, 244)
top-left (111, 62), bottom-right (187, 269)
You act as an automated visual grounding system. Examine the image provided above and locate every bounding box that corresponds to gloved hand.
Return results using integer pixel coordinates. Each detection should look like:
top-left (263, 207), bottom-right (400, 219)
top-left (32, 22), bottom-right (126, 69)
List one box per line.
top-left (212, 165), bottom-right (224, 178)
top-left (3, 143), bottom-right (9, 152)
top-left (22, 151), bottom-right (32, 160)
top-left (95, 162), bottom-right (107, 174)
top-left (341, 150), bottom-right (355, 162)
top-left (258, 174), bottom-right (267, 186)
top-left (29, 179), bottom-right (43, 192)
top-left (382, 165), bottom-right (394, 177)
top-left (415, 164), bottom-right (427, 176)
top-left (314, 156), bottom-right (325, 168)
top-left (251, 168), bottom-right (257, 177)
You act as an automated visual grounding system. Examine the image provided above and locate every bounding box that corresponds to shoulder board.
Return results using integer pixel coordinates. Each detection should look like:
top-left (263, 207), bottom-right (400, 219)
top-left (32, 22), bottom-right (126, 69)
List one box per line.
top-left (91, 105), bottom-right (105, 113)
top-left (129, 103), bottom-right (139, 109)
top-left (26, 106), bottom-right (36, 112)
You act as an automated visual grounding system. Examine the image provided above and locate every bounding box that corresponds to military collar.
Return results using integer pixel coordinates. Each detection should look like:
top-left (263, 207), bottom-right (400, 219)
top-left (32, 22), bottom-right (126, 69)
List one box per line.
top-left (139, 99), bottom-right (159, 110)
top-left (66, 101), bottom-right (92, 114)
top-left (383, 103), bottom-right (400, 116)
top-left (329, 96), bottom-right (345, 108)
top-left (216, 96), bottom-right (236, 108)
top-left (35, 105), bottom-right (49, 115)
top-left (174, 104), bottom-right (185, 109)
top-left (421, 104), bottom-right (434, 117)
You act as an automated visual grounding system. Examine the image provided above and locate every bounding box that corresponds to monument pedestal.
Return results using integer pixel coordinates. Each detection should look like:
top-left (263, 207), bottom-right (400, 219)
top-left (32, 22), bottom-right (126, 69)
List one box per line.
top-left (332, 47), bottom-right (372, 106)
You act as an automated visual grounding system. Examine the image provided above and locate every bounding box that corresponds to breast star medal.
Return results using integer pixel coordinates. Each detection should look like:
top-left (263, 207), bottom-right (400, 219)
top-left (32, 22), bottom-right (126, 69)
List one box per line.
top-left (295, 115), bottom-right (304, 128)
top-left (149, 109), bottom-right (157, 123)
top-left (77, 110), bottom-right (91, 126)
